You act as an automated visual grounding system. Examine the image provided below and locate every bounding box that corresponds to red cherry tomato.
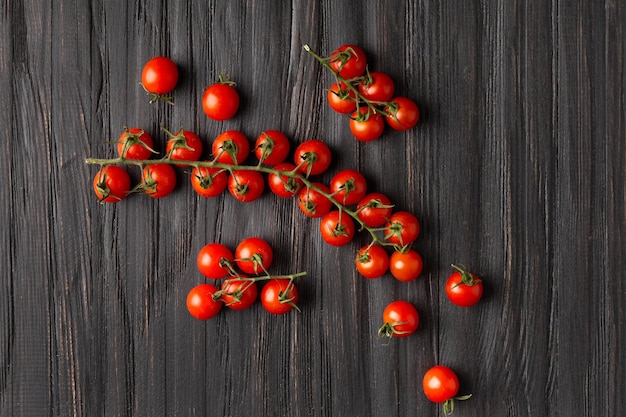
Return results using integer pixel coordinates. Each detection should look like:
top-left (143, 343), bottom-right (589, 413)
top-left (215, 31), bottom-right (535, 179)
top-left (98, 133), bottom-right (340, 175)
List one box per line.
top-left (423, 365), bottom-right (471, 414)
top-left (329, 44), bottom-right (367, 79)
top-left (220, 278), bottom-right (258, 310)
top-left (445, 264), bottom-right (483, 307)
top-left (197, 243), bottom-right (235, 279)
top-left (260, 279), bottom-right (299, 315)
top-left (255, 130), bottom-right (291, 166)
top-left (389, 249), bottom-right (423, 282)
top-left (117, 127), bottom-right (154, 160)
top-left (384, 211), bottom-right (420, 246)
top-left (235, 237), bottom-right (274, 275)
top-left (297, 183), bottom-right (333, 218)
top-left (349, 107), bottom-right (385, 142)
top-left (202, 79), bottom-right (240, 121)
top-left (327, 82), bottom-right (357, 114)
top-left (378, 300), bottom-right (419, 339)
top-left (93, 165), bottom-right (131, 203)
top-left (267, 163), bottom-right (303, 198)
top-left (141, 164), bottom-right (177, 198)
top-left (329, 169), bottom-right (367, 205)
top-left (165, 129), bottom-right (203, 166)
top-left (358, 72), bottom-right (395, 102)
top-left (356, 193), bottom-right (393, 227)
top-left (186, 284), bottom-right (223, 320)
top-left (293, 139), bottom-right (332, 176)
top-left (385, 97), bottom-right (420, 131)
top-left (212, 130), bottom-right (250, 165)
top-left (319, 210), bottom-right (355, 246)
top-left (356, 245), bottom-right (389, 279)
top-left (141, 56), bottom-right (178, 96)
top-left (190, 166), bottom-right (228, 198)
top-left (227, 170), bottom-right (265, 202)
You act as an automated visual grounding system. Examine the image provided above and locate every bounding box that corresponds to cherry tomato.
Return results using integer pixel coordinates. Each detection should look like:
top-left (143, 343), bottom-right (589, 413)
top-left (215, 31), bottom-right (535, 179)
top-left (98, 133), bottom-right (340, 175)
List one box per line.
top-left (356, 193), bottom-right (393, 227)
top-left (202, 78), bottom-right (240, 121)
top-left (293, 139), bottom-right (332, 176)
top-left (297, 183), bottom-right (333, 218)
top-left (327, 82), bottom-right (357, 114)
top-left (220, 278), bottom-right (258, 310)
top-left (385, 97), bottom-right (420, 131)
top-left (319, 210), bottom-right (355, 247)
top-left (260, 279), bottom-right (299, 315)
top-left (141, 56), bottom-right (178, 96)
top-left (235, 237), bottom-right (273, 275)
top-left (117, 127), bottom-right (154, 160)
top-left (212, 130), bottom-right (250, 165)
top-left (356, 245), bottom-right (389, 279)
top-left (141, 164), bottom-right (177, 198)
top-left (358, 71), bottom-right (395, 103)
top-left (186, 284), bottom-right (223, 320)
top-left (329, 169), bottom-right (367, 205)
top-left (255, 130), bottom-right (291, 166)
top-left (389, 249), bottom-right (423, 282)
top-left (329, 44), bottom-right (367, 79)
top-left (350, 107), bottom-right (385, 142)
top-left (165, 129), bottom-right (203, 166)
top-left (93, 165), bottom-right (131, 203)
top-left (384, 211), bottom-right (420, 246)
top-left (445, 264), bottom-right (483, 307)
top-left (378, 300), bottom-right (419, 339)
top-left (268, 163), bottom-right (303, 198)
top-left (227, 170), bottom-right (265, 202)
top-left (197, 243), bottom-right (234, 279)
top-left (423, 365), bottom-right (471, 415)
top-left (190, 166), bottom-right (228, 198)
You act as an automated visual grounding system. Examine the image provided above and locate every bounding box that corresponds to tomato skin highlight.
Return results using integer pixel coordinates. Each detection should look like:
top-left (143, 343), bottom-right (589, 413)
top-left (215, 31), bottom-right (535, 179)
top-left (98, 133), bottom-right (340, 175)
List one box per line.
top-left (186, 284), bottom-right (223, 320)
top-left (93, 165), bottom-right (131, 203)
top-left (202, 82), bottom-right (240, 121)
top-left (260, 279), bottom-right (299, 315)
top-left (141, 56), bottom-right (178, 95)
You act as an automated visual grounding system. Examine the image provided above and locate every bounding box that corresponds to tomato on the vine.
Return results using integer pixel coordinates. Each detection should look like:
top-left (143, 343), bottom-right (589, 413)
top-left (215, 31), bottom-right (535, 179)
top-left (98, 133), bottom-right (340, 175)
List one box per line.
top-left (329, 44), bottom-right (367, 79)
top-left (235, 237), bottom-right (273, 275)
top-left (356, 245), bottom-right (389, 279)
top-left (349, 107), bottom-right (385, 142)
top-left (260, 279), bottom-right (299, 315)
top-left (267, 163), bottom-right (303, 198)
top-left (445, 264), bottom-right (483, 307)
top-left (330, 169), bottom-right (367, 205)
top-left (358, 71), bottom-right (395, 103)
top-left (117, 127), bottom-right (155, 160)
top-left (327, 82), bottom-right (357, 114)
top-left (227, 170), bottom-right (265, 202)
top-left (165, 129), bottom-right (203, 166)
top-left (297, 183), bottom-right (333, 218)
top-left (141, 56), bottom-right (178, 96)
top-left (356, 193), bottom-right (393, 227)
top-left (389, 249), bottom-right (423, 282)
top-left (212, 130), bottom-right (250, 165)
top-left (220, 278), bottom-right (258, 310)
top-left (319, 210), bottom-right (355, 246)
top-left (293, 139), bottom-right (332, 176)
top-left (378, 300), bottom-right (419, 339)
top-left (202, 78), bottom-right (240, 121)
top-left (197, 243), bottom-right (234, 279)
top-left (93, 165), bottom-right (131, 203)
top-left (255, 130), bottom-right (290, 166)
top-left (385, 97), bottom-right (420, 131)
top-left (186, 284), bottom-right (223, 320)
top-left (190, 166), bottom-right (228, 198)
top-left (384, 211), bottom-right (420, 246)
top-left (141, 164), bottom-right (177, 198)
top-left (423, 365), bottom-right (471, 415)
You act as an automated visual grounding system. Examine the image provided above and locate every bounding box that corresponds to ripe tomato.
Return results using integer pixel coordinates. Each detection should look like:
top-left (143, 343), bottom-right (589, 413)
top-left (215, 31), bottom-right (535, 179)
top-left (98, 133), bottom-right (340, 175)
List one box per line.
top-left (165, 129), bottom-right (203, 166)
top-left (329, 44), bottom-right (367, 79)
top-left (212, 130), bottom-right (250, 165)
top-left (190, 166), bottom-right (228, 198)
top-left (327, 82), bottom-right (357, 114)
top-left (384, 211), bottom-right (420, 246)
top-left (329, 169), bottom-right (367, 205)
top-left (358, 71), bottom-right (395, 103)
top-left (93, 165), bottom-right (131, 203)
top-left (197, 243), bottom-right (234, 279)
top-left (297, 183), bottom-right (333, 218)
top-left (186, 284), bottom-right (223, 320)
top-left (141, 164), bottom-right (177, 198)
top-left (422, 365), bottom-right (460, 404)
top-left (385, 97), bottom-right (420, 131)
top-left (220, 278), bottom-right (258, 310)
top-left (293, 139), bottom-right (332, 176)
top-left (356, 245), bottom-right (389, 279)
top-left (268, 163), bottom-right (303, 198)
top-left (227, 170), bottom-right (265, 202)
top-left (319, 210), bottom-right (355, 246)
top-left (141, 56), bottom-right (178, 96)
top-left (255, 130), bottom-right (291, 166)
top-left (378, 300), bottom-right (419, 339)
top-left (445, 264), bottom-right (483, 307)
top-left (389, 249), bottom-right (423, 282)
top-left (350, 107), bottom-right (385, 142)
top-left (117, 127), bottom-right (154, 160)
top-left (356, 193), bottom-right (393, 227)
top-left (202, 79), bottom-right (240, 120)
top-left (260, 279), bottom-right (299, 315)
top-left (235, 237), bottom-right (273, 275)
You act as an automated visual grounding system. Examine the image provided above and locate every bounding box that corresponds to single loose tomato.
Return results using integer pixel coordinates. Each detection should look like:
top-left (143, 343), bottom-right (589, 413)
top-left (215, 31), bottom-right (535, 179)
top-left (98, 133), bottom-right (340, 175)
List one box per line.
top-left (356, 245), bottom-right (389, 279)
top-left (227, 170), bottom-right (265, 202)
top-left (385, 97), bottom-right (420, 131)
top-left (255, 130), bottom-right (291, 166)
top-left (389, 249), bottom-right (423, 282)
top-left (197, 243), bottom-right (234, 279)
top-left (268, 163), bottom-right (303, 198)
top-left (356, 193), bottom-right (393, 227)
top-left (358, 71), bottom-right (395, 102)
top-left (384, 211), bottom-right (420, 246)
top-left (329, 44), bottom-right (367, 79)
top-left (260, 279), bottom-right (299, 315)
top-left (117, 127), bottom-right (155, 160)
top-left (190, 166), bottom-right (228, 198)
top-left (329, 169), bottom-right (367, 205)
top-left (327, 82), bottom-right (357, 114)
top-left (319, 210), bottom-right (355, 246)
top-left (378, 300), bottom-right (419, 339)
top-left (165, 129), bottom-right (203, 166)
top-left (93, 165), bottom-right (131, 203)
top-left (141, 164), bottom-right (177, 198)
top-left (235, 237), bottom-right (274, 275)
top-left (349, 107), bottom-right (385, 142)
top-left (202, 78), bottom-right (240, 120)
top-left (220, 278), bottom-right (258, 310)
top-left (445, 264), bottom-right (483, 307)
top-left (141, 56), bottom-right (178, 96)
top-left (186, 284), bottom-right (223, 320)
top-left (297, 183), bottom-right (333, 218)
top-left (423, 366), bottom-right (472, 415)
top-left (293, 139), bottom-right (332, 176)
top-left (212, 130), bottom-right (250, 165)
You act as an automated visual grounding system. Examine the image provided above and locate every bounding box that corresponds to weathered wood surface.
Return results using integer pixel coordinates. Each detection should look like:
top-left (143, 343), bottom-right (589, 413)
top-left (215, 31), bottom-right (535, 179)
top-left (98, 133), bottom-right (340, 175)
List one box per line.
top-left (1, 1), bottom-right (624, 416)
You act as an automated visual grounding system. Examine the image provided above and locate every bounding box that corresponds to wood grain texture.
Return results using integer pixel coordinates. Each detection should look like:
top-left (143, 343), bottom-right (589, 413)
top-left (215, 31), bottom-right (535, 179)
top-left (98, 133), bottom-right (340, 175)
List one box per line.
top-left (1, 0), bottom-right (624, 416)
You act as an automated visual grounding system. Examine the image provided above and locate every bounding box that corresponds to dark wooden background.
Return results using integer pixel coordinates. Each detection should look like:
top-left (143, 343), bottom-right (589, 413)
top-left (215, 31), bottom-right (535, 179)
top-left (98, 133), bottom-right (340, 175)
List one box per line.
top-left (2, 0), bottom-right (625, 416)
